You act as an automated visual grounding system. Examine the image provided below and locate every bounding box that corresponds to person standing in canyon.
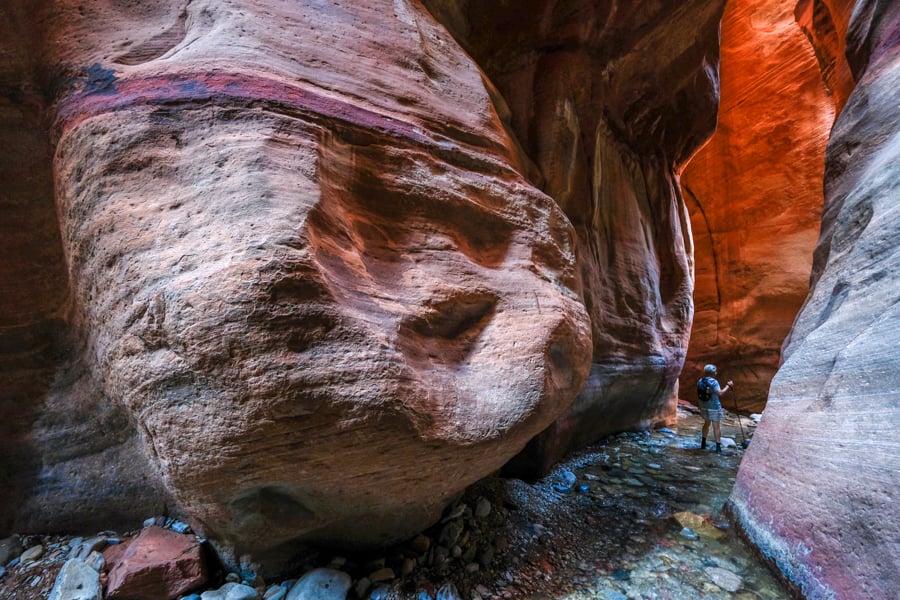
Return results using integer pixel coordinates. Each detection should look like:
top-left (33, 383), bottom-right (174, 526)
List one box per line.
top-left (698, 364), bottom-right (733, 453)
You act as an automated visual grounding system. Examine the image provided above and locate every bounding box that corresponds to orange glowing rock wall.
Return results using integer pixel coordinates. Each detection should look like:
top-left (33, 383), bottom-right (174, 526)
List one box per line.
top-left (679, 0), bottom-right (835, 412)
top-left (795, 0), bottom-right (856, 112)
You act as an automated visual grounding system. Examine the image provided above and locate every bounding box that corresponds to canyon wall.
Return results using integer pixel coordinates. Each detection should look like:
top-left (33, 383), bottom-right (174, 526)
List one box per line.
top-left (423, 0), bottom-right (724, 476)
top-left (679, 0), bottom-right (835, 413)
top-left (731, 1), bottom-right (900, 597)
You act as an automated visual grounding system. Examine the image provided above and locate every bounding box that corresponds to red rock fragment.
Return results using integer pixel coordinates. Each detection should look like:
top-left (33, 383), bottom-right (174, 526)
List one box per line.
top-left (105, 527), bottom-right (207, 600)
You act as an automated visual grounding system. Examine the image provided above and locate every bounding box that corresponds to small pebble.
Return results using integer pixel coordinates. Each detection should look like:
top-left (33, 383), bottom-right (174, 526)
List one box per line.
top-left (368, 567), bottom-right (395, 583)
top-left (20, 545), bottom-right (44, 564)
top-left (170, 520), bottom-right (192, 534)
top-left (474, 497), bottom-right (492, 519)
top-left (355, 577), bottom-right (371, 598)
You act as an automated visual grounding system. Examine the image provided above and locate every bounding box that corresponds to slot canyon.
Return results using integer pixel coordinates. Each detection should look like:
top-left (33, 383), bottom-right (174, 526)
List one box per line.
top-left (0, 1), bottom-right (897, 599)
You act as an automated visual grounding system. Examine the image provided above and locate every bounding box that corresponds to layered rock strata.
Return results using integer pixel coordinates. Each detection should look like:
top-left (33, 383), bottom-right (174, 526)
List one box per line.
top-left (423, 0), bottom-right (724, 476)
top-left (731, 1), bottom-right (900, 597)
top-left (2, 0), bottom-right (592, 566)
top-left (678, 0), bottom-right (835, 413)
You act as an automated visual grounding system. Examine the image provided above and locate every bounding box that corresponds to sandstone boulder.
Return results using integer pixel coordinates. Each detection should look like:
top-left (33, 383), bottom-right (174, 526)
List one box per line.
top-left (731, 2), bottom-right (900, 598)
top-left (2, 0), bottom-right (592, 566)
top-left (105, 527), bottom-right (207, 600)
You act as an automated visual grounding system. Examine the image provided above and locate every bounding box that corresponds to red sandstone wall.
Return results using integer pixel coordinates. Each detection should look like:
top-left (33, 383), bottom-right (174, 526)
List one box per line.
top-left (795, 0), bottom-right (856, 112)
top-left (679, 0), bottom-right (835, 413)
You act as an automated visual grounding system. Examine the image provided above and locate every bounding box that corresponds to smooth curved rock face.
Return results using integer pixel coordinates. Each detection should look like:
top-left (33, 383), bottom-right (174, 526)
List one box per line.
top-left (1, 0), bottom-right (592, 561)
top-left (678, 0), bottom-right (835, 413)
top-left (423, 0), bottom-right (724, 476)
top-left (731, 2), bottom-right (900, 598)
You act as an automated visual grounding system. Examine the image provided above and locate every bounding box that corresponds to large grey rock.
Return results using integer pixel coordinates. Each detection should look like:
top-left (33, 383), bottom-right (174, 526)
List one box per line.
top-left (48, 559), bottom-right (102, 600)
top-left (286, 568), bottom-right (351, 600)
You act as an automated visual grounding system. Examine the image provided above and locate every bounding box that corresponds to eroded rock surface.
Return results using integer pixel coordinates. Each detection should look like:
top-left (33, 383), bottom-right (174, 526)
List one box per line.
top-left (0, 0), bottom-right (171, 537)
top-left (678, 0), bottom-right (835, 413)
top-left (424, 0), bottom-right (724, 477)
top-left (2, 0), bottom-right (592, 564)
top-left (731, 1), bottom-right (900, 597)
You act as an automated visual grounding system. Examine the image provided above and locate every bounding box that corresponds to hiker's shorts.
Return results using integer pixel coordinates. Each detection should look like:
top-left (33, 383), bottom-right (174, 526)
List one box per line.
top-left (700, 406), bottom-right (724, 422)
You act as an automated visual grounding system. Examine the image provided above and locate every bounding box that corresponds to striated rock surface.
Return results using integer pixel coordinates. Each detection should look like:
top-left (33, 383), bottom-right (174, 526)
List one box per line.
top-left (423, 0), bottom-right (724, 477)
top-left (678, 0), bottom-right (835, 413)
top-left (795, 0), bottom-right (856, 112)
top-left (731, 1), bottom-right (900, 598)
top-left (1, 0), bottom-right (592, 565)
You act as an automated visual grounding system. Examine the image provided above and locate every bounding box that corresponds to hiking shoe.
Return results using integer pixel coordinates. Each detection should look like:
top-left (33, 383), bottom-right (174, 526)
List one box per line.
top-left (700, 438), bottom-right (707, 450)
top-left (715, 442), bottom-right (722, 454)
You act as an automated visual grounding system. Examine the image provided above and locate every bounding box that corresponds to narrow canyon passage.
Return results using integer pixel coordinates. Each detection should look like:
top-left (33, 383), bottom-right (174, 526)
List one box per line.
top-left (0, 1), bottom-right (898, 599)
top-left (679, 0), bottom-right (836, 414)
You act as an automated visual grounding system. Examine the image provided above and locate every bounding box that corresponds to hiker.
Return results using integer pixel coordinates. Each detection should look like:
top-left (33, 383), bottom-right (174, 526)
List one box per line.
top-left (697, 364), bottom-right (733, 453)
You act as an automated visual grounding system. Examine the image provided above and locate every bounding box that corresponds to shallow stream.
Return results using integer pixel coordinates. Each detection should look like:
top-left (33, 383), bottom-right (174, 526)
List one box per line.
top-left (495, 405), bottom-right (790, 599)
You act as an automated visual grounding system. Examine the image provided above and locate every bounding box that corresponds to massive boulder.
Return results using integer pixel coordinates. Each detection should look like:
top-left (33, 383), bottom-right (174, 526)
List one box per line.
top-left (424, 0), bottom-right (724, 476)
top-left (731, 1), bottom-right (900, 597)
top-left (678, 0), bottom-right (836, 412)
top-left (1, 0), bottom-right (592, 565)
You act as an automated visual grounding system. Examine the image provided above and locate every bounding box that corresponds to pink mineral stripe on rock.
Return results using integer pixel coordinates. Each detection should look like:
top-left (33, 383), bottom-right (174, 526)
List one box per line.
top-left (52, 71), bottom-right (509, 160)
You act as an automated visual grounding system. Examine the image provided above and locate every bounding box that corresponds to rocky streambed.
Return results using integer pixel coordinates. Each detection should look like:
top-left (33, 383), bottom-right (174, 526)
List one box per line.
top-left (0, 404), bottom-right (788, 599)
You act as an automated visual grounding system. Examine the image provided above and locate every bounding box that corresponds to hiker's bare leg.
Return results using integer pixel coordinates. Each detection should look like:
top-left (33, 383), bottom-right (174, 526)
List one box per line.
top-left (713, 421), bottom-right (721, 443)
top-left (702, 420), bottom-right (710, 440)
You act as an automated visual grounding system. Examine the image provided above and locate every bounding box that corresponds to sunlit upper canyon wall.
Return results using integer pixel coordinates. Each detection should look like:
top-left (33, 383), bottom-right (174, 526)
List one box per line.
top-left (678, 0), bottom-right (836, 413)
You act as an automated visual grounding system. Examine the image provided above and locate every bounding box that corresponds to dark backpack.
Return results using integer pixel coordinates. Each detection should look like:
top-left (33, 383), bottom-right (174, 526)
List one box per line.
top-left (697, 377), bottom-right (713, 403)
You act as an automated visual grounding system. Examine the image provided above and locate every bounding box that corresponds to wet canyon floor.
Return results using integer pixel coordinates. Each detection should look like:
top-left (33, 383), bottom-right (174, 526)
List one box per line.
top-left (0, 404), bottom-right (793, 600)
top-left (456, 403), bottom-right (792, 600)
